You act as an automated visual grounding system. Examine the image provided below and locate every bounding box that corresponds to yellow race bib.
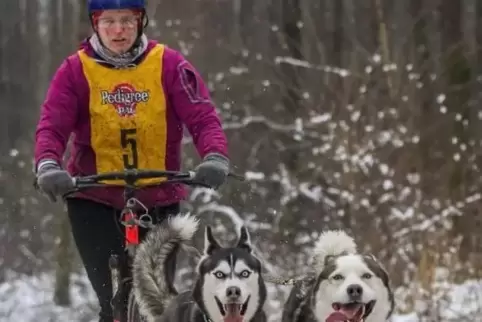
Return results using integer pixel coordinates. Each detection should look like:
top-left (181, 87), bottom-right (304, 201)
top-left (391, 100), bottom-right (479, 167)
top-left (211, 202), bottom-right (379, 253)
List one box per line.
top-left (79, 45), bottom-right (167, 185)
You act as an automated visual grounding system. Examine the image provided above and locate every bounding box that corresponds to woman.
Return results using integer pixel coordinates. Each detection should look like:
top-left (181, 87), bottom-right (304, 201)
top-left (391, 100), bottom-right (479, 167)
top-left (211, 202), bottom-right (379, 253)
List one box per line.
top-left (34, 0), bottom-right (229, 320)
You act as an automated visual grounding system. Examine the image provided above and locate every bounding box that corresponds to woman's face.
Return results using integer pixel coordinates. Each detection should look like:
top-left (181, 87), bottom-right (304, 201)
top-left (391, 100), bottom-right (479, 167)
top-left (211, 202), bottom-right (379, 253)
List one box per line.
top-left (95, 9), bottom-right (140, 55)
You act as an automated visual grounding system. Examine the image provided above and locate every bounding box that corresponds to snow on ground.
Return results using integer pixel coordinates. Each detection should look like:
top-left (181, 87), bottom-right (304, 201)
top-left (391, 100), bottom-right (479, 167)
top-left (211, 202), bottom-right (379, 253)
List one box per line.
top-left (0, 272), bottom-right (481, 322)
top-left (0, 272), bottom-right (97, 322)
top-left (394, 283), bottom-right (482, 321)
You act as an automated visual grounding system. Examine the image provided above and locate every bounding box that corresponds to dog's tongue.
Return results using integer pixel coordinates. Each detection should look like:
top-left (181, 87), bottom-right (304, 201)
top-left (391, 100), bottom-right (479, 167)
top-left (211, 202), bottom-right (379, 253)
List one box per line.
top-left (326, 311), bottom-right (349, 322)
top-left (326, 304), bottom-right (365, 322)
top-left (223, 304), bottom-right (243, 322)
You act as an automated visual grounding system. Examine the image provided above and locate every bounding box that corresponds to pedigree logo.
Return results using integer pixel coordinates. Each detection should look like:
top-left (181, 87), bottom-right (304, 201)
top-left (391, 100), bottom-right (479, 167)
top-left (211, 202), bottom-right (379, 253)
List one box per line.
top-left (100, 83), bottom-right (150, 117)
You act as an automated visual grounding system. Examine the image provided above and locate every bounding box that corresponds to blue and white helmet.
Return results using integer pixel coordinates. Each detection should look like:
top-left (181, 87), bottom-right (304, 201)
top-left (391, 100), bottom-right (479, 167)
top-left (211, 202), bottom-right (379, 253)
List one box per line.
top-left (88, 0), bottom-right (146, 12)
top-left (88, 0), bottom-right (147, 36)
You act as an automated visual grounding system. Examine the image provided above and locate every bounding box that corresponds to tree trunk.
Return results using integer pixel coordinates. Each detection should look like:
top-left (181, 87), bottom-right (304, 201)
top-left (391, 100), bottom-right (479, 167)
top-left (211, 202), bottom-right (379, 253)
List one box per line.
top-left (439, 0), bottom-right (474, 266)
top-left (54, 211), bottom-right (73, 306)
top-left (53, 0), bottom-right (87, 307)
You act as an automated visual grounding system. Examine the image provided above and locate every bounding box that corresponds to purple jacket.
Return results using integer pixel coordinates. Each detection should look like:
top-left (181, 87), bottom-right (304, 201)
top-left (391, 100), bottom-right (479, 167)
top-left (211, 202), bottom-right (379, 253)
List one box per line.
top-left (34, 39), bottom-right (228, 209)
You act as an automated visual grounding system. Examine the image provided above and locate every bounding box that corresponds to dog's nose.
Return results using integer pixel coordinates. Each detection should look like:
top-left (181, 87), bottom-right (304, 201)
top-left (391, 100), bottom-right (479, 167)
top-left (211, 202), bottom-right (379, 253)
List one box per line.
top-left (226, 286), bottom-right (242, 299)
top-left (346, 284), bottom-right (363, 299)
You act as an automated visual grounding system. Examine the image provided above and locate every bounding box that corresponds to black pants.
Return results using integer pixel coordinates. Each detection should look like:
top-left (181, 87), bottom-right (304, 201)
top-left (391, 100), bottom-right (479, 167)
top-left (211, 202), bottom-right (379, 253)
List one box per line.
top-left (66, 198), bottom-right (180, 322)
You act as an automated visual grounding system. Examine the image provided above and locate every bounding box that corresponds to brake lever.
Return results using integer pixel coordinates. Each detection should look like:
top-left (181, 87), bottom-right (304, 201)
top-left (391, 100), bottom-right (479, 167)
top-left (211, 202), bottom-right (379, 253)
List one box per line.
top-left (228, 172), bottom-right (245, 181)
top-left (188, 169), bottom-right (245, 182)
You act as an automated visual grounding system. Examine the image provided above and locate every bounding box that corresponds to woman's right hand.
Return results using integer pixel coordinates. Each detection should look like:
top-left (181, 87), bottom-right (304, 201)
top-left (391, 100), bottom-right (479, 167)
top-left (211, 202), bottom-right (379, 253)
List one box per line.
top-left (36, 163), bottom-right (74, 202)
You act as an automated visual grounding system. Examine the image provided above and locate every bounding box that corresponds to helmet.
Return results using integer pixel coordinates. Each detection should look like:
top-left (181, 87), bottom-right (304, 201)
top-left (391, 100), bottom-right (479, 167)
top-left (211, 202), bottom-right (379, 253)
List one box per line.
top-left (88, 0), bottom-right (148, 39)
top-left (88, 0), bottom-right (146, 13)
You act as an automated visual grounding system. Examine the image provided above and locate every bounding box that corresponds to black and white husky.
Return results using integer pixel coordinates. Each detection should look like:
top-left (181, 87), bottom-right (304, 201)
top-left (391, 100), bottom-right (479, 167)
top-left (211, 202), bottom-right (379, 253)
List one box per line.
top-left (132, 214), bottom-right (267, 322)
top-left (282, 230), bottom-right (394, 322)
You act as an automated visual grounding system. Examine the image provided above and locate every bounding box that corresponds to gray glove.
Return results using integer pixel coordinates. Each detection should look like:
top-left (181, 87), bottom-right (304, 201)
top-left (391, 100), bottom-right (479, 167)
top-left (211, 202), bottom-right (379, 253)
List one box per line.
top-left (36, 162), bottom-right (74, 202)
top-left (194, 153), bottom-right (229, 189)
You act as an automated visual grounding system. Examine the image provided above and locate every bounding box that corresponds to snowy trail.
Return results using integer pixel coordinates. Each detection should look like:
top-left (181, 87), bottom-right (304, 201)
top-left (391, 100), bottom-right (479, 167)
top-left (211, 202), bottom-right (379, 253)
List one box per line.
top-left (0, 272), bottom-right (480, 322)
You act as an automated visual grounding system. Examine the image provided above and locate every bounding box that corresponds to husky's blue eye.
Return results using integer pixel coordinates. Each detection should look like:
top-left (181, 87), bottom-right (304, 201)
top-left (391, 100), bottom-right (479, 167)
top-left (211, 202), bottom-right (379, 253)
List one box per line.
top-left (239, 270), bottom-right (251, 278)
top-left (362, 273), bottom-right (372, 279)
top-left (214, 271), bottom-right (226, 279)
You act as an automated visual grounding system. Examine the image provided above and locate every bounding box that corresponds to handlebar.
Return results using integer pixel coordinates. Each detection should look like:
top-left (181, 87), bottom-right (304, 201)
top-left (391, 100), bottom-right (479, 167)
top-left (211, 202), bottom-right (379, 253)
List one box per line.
top-left (64, 169), bottom-right (245, 229)
top-left (68, 168), bottom-right (245, 191)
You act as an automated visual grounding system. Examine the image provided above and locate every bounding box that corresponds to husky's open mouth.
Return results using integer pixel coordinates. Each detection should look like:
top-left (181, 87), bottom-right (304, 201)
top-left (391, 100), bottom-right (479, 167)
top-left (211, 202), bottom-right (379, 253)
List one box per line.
top-left (215, 295), bottom-right (250, 322)
top-left (326, 300), bottom-right (376, 322)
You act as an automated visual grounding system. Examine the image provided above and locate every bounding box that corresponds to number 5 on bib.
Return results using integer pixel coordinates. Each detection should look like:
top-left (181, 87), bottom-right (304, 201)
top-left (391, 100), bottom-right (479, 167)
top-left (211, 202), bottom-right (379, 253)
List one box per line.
top-left (120, 128), bottom-right (138, 169)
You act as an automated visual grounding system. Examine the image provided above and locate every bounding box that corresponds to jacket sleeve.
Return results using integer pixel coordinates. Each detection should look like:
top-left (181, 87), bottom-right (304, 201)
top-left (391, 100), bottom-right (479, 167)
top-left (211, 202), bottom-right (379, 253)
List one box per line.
top-left (163, 48), bottom-right (228, 159)
top-left (34, 58), bottom-right (78, 171)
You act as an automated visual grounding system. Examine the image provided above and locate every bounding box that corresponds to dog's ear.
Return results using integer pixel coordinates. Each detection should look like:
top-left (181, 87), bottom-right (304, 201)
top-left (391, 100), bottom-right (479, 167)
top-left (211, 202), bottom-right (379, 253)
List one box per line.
top-left (236, 226), bottom-right (252, 253)
top-left (204, 226), bottom-right (221, 255)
